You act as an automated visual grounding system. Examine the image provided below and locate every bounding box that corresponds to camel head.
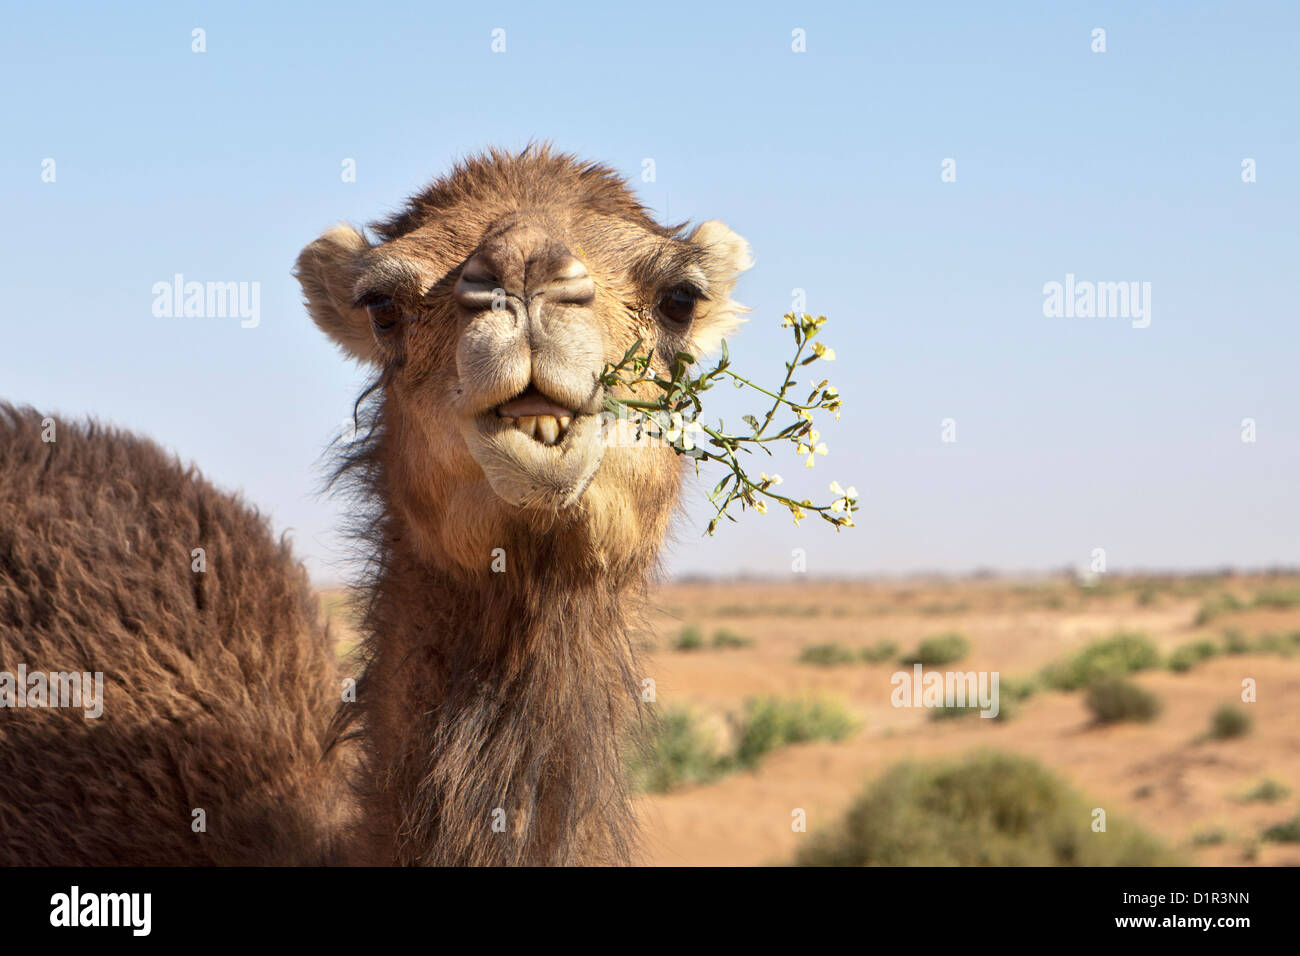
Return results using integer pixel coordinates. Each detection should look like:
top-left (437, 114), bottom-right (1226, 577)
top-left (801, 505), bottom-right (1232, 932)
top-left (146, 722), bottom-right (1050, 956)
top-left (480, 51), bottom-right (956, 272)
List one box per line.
top-left (295, 146), bottom-right (752, 573)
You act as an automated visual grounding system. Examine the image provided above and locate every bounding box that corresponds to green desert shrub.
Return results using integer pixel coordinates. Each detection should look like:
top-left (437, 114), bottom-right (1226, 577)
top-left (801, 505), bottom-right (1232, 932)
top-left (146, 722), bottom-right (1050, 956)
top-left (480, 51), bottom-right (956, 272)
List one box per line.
top-left (1251, 631), bottom-right (1300, 657)
top-left (929, 675), bottom-right (1038, 722)
top-left (1001, 676), bottom-right (1040, 702)
top-left (1243, 779), bottom-right (1290, 803)
top-left (859, 640), bottom-right (899, 663)
top-left (1251, 587), bottom-right (1300, 610)
top-left (1207, 705), bottom-right (1252, 740)
top-left (1220, 628), bottom-right (1252, 654)
top-left (1211, 628), bottom-right (1300, 658)
top-left (928, 704), bottom-right (975, 722)
top-left (797, 642), bottom-right (856, 667)
top-left (918, 601), bottom-right (970, 616)
top-left (1191, 828), bottom-right (1227, 847)
top-left (715, 602), bottom-right (821, 618)
top-left (711, 628), bottom-right (754, 649)
top-left (1195, 592), bottom-right (1245, 626)
top-left (1216, 632), bottom-right (1248, 655)
top-left (1084, 676), bottom-right (1161, 724)
top-left (901, 633), bottom-right (970, 666)
top-left (1015, 588), bottom-right (1066, 610)
top-left (795, 751), bottom-right (1173, 866)
top-left (730, 696), bottom-right (856, 768)
top-left (1041, 632), bottom-right (1160, 691)
top-left (625, 708), bottom-right (722, 793)
top-left (629, 696), bottom-right (858, 793)
top-left (1167, 640), bottom-right (1219, 673)
top-left (1262, 817), bottom-right (1300, 843)
top-left (673, 625), bottom-right (706, 651)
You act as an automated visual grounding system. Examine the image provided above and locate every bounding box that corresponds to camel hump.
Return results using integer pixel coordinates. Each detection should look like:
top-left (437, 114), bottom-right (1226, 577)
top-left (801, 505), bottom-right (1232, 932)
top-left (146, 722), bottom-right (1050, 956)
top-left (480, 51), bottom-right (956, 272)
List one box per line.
top-left (0, 403), bottom-right (353, 865)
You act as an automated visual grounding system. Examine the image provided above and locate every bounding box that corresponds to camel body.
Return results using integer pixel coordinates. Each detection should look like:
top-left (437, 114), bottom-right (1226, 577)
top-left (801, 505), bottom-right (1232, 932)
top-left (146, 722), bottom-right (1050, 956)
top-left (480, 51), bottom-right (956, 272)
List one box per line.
top-left (0, 406), bottom-right (351, 865)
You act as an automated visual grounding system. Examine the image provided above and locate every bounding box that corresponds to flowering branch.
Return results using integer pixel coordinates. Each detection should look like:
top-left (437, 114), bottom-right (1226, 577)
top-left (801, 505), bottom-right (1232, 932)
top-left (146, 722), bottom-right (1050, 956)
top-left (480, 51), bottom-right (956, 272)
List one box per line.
top-left (599, 313), bottom-right (860, 534)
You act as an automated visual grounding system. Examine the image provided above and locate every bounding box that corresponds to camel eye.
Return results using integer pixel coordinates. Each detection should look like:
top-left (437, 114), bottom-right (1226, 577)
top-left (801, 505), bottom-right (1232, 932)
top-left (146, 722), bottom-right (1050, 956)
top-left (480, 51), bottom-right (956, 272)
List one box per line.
top-left (656, 285), bottom-right (700, 325)
top-left (359, 293), bottom-right (399, 331)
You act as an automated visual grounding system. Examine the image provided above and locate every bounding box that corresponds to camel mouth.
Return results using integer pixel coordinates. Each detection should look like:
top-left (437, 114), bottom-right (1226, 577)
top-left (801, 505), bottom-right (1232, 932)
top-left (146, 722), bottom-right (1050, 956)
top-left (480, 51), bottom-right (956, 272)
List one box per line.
top-left (494, 386), bottom-right (578, 447)
top-left (463, 405), bottom-right (605, 511)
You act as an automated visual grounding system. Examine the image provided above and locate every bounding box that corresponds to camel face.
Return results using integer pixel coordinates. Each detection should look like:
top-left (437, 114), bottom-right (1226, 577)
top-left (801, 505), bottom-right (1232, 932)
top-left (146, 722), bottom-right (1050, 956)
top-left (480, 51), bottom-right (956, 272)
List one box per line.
top-left (449, 220), bottom-right (625, 511)
top-left (296, 147), bottom-right (752, 567)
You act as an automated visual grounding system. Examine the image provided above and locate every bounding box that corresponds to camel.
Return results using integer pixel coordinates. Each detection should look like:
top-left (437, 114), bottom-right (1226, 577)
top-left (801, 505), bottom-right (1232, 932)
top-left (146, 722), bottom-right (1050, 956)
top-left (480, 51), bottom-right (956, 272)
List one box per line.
top-left (0, 406), bottom-right (353, 865)
top-left (0, 145), bottom-right (753, 865)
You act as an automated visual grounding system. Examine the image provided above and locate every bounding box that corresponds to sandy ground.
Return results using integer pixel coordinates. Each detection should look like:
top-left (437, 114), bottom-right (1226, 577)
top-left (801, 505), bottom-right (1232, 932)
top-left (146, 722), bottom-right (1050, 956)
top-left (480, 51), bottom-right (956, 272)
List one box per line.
top-left (323, 574), bottom-right (1300, 866)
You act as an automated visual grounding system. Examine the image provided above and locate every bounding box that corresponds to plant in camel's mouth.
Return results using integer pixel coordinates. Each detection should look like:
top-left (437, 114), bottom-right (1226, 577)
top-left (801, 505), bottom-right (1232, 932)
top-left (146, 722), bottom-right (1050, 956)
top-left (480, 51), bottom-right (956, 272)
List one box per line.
top-left (599, 311), bottom-right (860, 534)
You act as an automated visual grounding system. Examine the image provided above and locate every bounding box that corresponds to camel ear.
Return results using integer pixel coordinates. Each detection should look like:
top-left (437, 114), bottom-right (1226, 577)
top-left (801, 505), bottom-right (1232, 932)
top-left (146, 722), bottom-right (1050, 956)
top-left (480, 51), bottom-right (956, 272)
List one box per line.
top-left (293, 224), bottom-right (377, 363)
top-left (687, 220), bottom-right (754, 357)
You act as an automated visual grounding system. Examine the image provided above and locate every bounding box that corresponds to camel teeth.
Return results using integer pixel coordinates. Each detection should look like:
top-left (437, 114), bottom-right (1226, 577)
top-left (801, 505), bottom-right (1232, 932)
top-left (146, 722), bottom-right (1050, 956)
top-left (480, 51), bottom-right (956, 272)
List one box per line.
top-left (536, 415), bottom-right (559, 445)
top-left (558, 416), bottom-right (571, 432)
top-left (517, 415), bottom-right (537, 438)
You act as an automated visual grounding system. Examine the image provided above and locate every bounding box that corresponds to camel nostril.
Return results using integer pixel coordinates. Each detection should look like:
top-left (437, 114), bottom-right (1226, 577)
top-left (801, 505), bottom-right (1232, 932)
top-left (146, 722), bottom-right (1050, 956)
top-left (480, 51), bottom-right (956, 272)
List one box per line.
top-left (554, 258), bottom-right (589, 281)
top-left (534, 258), bottom-right (595, 307)
top-left (460, 229), bottom-right (595, 309)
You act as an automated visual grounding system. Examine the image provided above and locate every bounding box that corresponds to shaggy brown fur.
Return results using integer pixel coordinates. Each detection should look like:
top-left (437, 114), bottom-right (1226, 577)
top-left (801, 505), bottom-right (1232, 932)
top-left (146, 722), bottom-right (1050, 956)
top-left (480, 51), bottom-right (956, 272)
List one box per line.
top-left (0, 405), bottom-right (353, 865)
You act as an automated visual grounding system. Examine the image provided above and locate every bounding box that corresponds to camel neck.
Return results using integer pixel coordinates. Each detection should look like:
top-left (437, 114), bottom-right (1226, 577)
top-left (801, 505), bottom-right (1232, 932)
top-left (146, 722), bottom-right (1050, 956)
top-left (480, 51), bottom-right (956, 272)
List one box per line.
top-left (348, 539), bottom-right (644, 865)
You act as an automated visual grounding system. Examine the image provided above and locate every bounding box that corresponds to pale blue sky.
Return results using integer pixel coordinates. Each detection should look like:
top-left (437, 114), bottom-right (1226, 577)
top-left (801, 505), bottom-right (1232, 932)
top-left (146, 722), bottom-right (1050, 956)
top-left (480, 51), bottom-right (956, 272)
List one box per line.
top-left (2, 1), bottom-right (1296, 581)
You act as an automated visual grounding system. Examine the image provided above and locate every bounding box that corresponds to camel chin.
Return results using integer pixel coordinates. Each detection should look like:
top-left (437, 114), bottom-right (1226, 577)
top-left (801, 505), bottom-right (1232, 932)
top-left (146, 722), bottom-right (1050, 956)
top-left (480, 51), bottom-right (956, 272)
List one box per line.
top-left (460, 408), bottom-right (605, 510)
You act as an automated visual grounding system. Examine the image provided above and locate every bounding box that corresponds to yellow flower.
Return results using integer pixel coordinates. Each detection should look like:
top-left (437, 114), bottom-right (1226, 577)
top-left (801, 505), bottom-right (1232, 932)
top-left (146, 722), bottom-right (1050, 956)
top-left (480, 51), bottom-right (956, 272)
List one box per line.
top-left (754, 500), bottom-right (768, 514)
top-left (829, 481), bottom-right (844, 495)
top-left (791, 506), bottom-right (806, 526)
top-left (796, 443), bottom-right (809, 456)
top-left (812, 342), bottom-right (836, 361)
